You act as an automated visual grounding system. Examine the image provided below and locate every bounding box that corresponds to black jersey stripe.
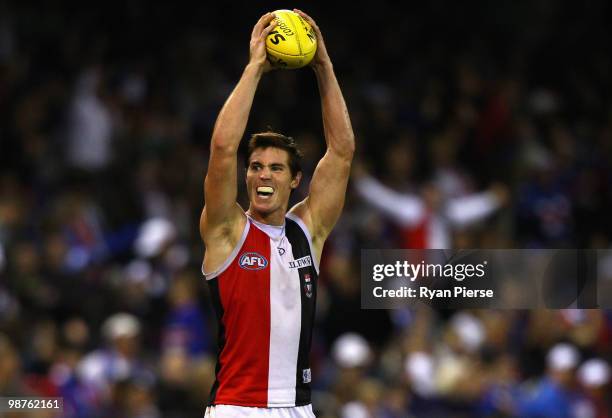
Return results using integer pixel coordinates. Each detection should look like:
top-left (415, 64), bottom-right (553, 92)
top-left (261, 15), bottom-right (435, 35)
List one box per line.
top-left (207, 277), bottom-right (226, 405)
top-left (285, 217), bottom-right (318, 406)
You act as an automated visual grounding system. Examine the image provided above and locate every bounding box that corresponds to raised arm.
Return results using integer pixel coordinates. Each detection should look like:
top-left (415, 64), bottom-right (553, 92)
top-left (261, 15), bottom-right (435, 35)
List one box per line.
top-left (200, 13), bottom-right (276, 259)
top-left (354, 174), bottom-right (426, 227)
top-left (445, 183), bottom-right (509, 228)
top-left (289, 10), bottom-right (355, 251)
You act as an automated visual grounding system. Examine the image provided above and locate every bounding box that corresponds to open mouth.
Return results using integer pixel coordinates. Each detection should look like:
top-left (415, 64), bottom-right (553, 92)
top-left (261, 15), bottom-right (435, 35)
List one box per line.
top-left (256, 186), bottom-right (274, 198)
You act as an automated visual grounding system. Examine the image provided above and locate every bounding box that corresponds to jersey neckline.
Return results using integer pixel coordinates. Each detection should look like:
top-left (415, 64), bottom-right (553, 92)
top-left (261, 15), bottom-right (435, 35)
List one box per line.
top-left (246, 214), bottom-right (286, 240)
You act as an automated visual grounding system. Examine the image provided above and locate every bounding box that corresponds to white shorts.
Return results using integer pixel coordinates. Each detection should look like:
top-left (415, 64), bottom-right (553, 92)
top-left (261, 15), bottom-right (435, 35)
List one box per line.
top-left (205, 404), bottom-right (316, 418)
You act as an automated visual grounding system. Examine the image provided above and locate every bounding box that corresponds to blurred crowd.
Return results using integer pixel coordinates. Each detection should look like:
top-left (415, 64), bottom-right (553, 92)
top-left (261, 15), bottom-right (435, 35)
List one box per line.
top-left (1, 1), bottom-right (612, 417)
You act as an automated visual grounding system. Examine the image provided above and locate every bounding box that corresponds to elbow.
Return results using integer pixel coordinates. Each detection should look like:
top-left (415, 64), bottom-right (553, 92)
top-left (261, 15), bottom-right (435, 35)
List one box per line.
top-left (210, 136), bottom-right (238, 155)
top-left (332, 135), bottom-right (355, 161)
top-left (344, 135), bottom-right (356, 158)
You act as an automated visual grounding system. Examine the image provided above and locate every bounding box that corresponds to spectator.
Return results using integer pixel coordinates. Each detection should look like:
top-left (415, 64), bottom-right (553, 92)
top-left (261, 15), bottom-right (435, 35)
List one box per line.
top-left (515, 343), bottom-right (583, 418)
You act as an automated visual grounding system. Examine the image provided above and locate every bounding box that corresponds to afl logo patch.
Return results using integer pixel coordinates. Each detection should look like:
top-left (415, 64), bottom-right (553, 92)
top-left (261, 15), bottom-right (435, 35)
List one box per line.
top-left (239, 252), bottom-right (268, 270)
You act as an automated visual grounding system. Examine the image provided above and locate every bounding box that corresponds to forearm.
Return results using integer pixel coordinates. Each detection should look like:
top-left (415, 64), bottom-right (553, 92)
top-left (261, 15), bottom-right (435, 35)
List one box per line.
top-left (211, 63), bottom-right (263, 153)
top-left (314, 63), bottom-right (355, 160)
top-left (446, 191), bottom-right (502, 227)
top-left (354, 175), bottom-right (425, 226)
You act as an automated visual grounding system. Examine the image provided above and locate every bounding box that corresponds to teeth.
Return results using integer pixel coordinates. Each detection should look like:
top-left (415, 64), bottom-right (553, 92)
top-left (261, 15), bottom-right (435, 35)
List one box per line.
top-left (257, 186), bottom-right (274, 194)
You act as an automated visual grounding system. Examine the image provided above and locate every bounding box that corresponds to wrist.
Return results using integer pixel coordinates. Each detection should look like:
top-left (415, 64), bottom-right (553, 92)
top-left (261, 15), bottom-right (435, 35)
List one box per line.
top-left (312, 60), bottom-right (333, 75)
top-left (245, 61), bottom-right (266, 78)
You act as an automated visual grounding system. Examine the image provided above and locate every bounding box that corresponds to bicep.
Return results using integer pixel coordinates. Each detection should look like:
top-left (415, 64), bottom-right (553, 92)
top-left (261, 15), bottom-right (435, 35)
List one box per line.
top-left (203, 146), bottom-right (240, 228)
top-left (300, 150), bottom-right (351, 240)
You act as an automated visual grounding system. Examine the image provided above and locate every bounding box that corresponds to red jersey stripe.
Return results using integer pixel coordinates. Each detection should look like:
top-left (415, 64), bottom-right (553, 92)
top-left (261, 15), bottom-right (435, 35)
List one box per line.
top-left (214, 224), bottom-right (271, 407)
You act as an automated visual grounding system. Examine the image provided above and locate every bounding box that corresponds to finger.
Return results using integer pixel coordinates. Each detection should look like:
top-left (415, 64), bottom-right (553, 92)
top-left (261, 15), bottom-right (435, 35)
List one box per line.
top-left (252, 12), bottom-right (274, 38)
top-left (251, 12), bottom-right (270, 38)
top-left (293, 9), bottom-right (317, 28)
top-left (260, 19), bottom-right (277, 40)
top-left (293, 9), bottom-right (322, 38)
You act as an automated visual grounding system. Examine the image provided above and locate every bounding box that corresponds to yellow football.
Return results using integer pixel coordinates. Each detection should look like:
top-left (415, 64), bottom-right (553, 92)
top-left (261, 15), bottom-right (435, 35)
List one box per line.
top-left (266, 10), bottom-right (317, 69)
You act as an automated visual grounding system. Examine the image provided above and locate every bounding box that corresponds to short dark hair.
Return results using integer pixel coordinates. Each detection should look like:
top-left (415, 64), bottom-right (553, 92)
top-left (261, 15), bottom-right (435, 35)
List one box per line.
top-left (246, 131), bottom-right (303, 177)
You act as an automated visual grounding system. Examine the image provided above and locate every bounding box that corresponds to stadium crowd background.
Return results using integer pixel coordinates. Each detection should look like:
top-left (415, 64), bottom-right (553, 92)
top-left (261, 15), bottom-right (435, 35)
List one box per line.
top-left (1, 1), bottom-right (611, 417)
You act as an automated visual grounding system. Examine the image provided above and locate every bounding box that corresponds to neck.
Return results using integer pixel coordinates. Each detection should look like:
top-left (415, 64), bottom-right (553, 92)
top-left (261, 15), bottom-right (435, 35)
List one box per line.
top-left (246, 208), bottom-right (286, 226)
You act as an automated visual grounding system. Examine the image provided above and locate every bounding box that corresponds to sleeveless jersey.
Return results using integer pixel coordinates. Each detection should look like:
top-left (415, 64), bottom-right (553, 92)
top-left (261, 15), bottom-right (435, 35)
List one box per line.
top-left (204, 213), bottom-right (319, 408)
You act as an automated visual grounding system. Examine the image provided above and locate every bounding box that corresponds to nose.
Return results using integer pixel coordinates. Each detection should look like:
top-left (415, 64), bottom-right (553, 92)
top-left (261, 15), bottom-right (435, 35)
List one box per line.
top-left (259, 167), bottom-right (272, 180)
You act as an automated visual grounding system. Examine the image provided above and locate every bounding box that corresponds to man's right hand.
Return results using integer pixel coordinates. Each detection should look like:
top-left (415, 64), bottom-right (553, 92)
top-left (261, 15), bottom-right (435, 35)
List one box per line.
top-left (294, 9), bottom-right (332, 71)
top-left (249, 12), bottom-right (277, 73)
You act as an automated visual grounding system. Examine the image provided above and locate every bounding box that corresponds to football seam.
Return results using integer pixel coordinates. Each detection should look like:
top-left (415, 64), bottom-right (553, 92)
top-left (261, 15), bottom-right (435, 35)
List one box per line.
top-left (268, 49), bottom-right (310, 58)
top-left (288, 13), bottom-right (302, 57)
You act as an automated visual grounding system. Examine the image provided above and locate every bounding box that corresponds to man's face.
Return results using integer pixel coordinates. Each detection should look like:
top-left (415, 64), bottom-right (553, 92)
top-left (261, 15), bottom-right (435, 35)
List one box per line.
top-left (246, 147), bottom-right (301, 217)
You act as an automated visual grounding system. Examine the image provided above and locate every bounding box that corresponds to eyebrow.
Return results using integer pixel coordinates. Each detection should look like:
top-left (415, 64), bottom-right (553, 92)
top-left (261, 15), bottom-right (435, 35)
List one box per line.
top-left (249, 161), bottom-right (287, 168)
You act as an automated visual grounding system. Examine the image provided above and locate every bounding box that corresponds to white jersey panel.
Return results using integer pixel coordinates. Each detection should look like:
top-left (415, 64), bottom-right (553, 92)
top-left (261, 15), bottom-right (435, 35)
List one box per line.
top-left (267, 235), bottom-right (302, 406)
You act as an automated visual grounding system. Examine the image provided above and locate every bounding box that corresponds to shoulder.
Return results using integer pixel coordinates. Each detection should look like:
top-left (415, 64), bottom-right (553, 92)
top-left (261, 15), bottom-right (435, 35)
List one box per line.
top-left (289, 199), bottom-right (331, 246)
top-left (288, 201), bottom-right (315, 238)
top-left (286, 212), bottom-right (310, 238)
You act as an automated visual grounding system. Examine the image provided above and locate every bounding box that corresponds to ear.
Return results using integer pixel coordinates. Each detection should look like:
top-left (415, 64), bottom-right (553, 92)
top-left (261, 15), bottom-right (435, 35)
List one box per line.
top-left (290, 171), bottom-right (302, 189)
